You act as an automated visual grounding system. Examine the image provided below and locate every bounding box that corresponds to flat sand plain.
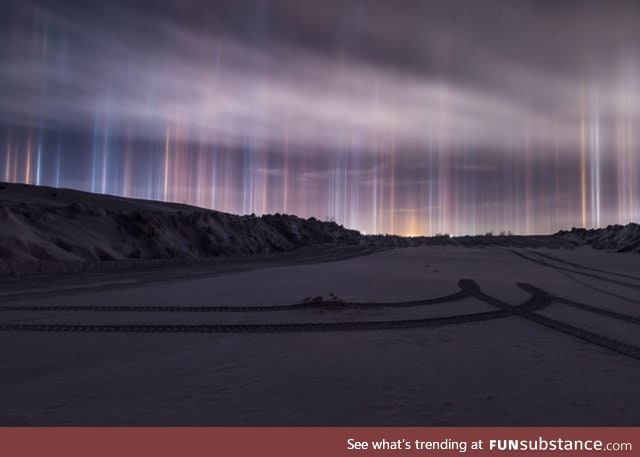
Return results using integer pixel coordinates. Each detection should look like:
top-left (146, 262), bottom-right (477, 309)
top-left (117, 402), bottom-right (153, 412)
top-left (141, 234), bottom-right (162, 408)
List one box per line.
top-left (1, 245), bottom-right (639, 425)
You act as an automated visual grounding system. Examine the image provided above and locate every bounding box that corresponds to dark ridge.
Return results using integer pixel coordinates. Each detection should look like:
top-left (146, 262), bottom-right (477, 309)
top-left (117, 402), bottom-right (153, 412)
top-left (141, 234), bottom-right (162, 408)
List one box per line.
top-left (557, 223), bottom-right (640, 253)
top-left (1, 183), bottom-right (637, 267)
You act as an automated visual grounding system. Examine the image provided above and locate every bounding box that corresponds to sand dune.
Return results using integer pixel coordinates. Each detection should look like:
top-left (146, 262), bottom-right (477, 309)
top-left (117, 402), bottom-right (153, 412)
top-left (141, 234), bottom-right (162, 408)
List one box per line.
top-left (1, 183), bottom-right (638, 278)
top-left (0, 182), bottom-right (362, 264)
top-left (558, 224), bottom-right (640, 253)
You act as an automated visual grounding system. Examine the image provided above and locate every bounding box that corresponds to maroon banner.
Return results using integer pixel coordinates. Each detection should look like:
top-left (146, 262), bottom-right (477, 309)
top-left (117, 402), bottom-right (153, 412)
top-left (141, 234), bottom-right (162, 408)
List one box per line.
top-left (0, 427), bottom-right (637, 457)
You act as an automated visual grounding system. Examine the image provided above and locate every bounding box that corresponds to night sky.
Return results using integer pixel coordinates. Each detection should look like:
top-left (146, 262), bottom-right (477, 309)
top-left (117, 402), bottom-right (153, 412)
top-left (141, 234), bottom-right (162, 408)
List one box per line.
top-left (1, 0), bottom-right (639, 236)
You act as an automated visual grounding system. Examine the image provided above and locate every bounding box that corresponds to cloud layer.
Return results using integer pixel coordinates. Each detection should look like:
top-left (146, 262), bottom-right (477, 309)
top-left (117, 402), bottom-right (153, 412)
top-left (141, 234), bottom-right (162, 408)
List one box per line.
top-left (2, 0), bottom-right (639, 155)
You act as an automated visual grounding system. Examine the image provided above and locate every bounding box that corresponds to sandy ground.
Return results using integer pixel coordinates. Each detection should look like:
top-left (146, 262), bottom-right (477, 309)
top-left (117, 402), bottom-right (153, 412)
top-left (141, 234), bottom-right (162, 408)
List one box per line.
top-left (0, 245), bottom-right (639, 425)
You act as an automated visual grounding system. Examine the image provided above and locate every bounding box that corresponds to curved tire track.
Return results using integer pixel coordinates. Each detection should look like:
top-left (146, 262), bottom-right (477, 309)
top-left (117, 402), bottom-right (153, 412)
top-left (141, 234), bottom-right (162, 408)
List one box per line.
top-left (0, 313), bottom-right (505, 334)
top-left (518, 283), bottom-right (640, 325)
top-left (4, 278), bottom-right (639, 362)
top-left (460, 279), bottom-right (640, 361)
top-left (0, 291), bottom-right (469, 313)
top-left (0, 286), bottom-right (545, 334)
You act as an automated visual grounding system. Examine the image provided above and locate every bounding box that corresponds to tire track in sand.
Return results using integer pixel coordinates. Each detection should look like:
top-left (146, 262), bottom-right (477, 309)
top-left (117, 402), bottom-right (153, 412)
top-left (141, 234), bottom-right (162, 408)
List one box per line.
top-left (460, 279), bottom-right (640, 361)
top-left (0, 283), bottom-right (546, 333)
